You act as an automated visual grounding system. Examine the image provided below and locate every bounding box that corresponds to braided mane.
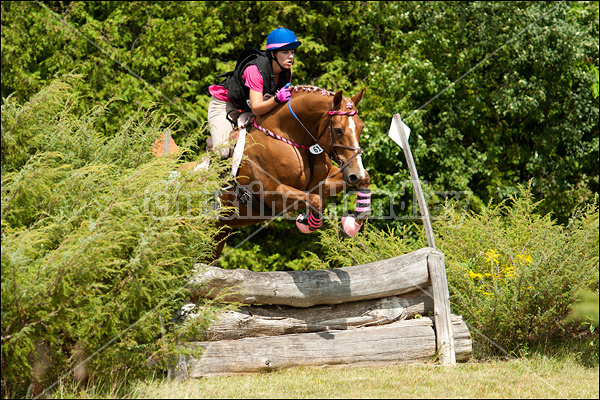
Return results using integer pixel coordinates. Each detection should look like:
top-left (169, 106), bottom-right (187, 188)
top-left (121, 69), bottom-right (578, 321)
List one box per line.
top-left (289, 85), bottom-right (359, 112)
top-left (290, 85), bottom-right (335, 97)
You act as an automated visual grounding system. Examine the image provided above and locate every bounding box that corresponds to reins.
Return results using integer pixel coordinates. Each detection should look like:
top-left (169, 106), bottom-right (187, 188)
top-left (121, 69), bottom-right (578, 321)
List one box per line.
top-left (252, 119), bottom-right (311, 150)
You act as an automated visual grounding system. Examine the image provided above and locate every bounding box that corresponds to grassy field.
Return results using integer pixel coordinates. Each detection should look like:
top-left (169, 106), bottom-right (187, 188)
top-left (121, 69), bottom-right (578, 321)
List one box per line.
top-left (106, 355), bottom-right (599, 399)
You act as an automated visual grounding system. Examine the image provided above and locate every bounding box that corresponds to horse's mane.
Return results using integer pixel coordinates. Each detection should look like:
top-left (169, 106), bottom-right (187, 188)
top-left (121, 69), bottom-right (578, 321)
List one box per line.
top-left (290, 85), bottom-right (335, 98)
top-left (288, 85), bottom-right (360, 113)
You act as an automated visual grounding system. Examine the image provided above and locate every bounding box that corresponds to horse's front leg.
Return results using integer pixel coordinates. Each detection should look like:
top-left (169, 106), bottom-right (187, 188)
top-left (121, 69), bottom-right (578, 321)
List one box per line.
top-left (321, 167), bottom-right (371, 238)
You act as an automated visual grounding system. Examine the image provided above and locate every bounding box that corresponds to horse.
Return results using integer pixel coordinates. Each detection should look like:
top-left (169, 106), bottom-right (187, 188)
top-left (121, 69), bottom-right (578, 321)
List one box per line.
top-left (210, 85), bottom-right (372, 262)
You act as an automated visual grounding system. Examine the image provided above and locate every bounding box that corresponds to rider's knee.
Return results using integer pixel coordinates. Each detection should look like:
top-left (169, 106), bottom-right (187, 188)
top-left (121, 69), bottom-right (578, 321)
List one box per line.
top-left (215, 146), bottom-right (230, 159)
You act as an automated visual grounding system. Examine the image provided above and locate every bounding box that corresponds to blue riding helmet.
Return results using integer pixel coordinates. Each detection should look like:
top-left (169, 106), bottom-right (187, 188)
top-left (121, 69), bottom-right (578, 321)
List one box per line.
top-left (265, 27), bottom-right (302, 51)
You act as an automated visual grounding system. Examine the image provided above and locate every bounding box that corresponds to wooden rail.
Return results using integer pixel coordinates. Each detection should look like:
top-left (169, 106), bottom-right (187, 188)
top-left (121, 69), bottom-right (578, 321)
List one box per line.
top-left (174, 247), bottom-right (469, 379)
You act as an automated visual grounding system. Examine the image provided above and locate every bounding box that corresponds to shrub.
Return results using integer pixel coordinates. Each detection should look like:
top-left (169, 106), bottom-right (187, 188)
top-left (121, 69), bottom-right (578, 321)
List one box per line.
top-left (316, 221), bottom-right (426, 269)
top-left (315, 183), bottom-right (599, 362)
top-left (436, 183), bottom-right (599, 360)
top-left (1, 76), bottom-right (228, 398)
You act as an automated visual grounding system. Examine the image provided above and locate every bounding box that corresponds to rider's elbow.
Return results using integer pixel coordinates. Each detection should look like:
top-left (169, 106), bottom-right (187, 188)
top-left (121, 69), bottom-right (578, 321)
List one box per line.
top-left (251, 105), bottom-right (268, 116)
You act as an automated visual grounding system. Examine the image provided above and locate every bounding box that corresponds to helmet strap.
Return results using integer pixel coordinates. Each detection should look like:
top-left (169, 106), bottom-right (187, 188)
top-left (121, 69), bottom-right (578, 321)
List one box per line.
top-left (269, 50), bottom-right (293, 72)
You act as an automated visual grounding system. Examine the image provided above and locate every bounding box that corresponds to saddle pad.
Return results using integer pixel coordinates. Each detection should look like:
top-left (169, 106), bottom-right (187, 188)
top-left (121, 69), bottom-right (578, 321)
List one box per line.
top-left (231, 113), bottom-right (254, 177)
top-left (231, 126), bottom-right (247, 177)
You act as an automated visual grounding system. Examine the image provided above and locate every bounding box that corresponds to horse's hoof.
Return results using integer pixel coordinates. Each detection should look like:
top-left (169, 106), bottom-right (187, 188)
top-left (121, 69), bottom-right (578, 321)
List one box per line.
top-left (341, 215), bottom-right (363, 237)
top-left (339, 225), bottom-right (351, 239)
top-left (296, 214), bottom-right (313, 234)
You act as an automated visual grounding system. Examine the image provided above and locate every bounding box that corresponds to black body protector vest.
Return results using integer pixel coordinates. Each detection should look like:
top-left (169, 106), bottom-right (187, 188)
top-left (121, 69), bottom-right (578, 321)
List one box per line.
top-left (217, 47), bottom-right (291, 112)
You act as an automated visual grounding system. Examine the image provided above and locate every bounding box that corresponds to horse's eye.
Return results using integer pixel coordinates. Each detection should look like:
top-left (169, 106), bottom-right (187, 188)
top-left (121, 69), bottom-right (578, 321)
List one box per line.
top-left (334, 128), bottom-right (344, 136)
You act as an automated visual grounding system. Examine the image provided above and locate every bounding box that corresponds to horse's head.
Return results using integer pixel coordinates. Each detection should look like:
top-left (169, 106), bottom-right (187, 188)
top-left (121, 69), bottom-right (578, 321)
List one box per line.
top-left (327, 88), bottom-right (367, 186)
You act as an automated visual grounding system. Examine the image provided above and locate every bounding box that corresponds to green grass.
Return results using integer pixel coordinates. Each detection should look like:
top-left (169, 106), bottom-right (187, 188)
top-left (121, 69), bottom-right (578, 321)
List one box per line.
top-left (53, 354), bottom-right (598, 399)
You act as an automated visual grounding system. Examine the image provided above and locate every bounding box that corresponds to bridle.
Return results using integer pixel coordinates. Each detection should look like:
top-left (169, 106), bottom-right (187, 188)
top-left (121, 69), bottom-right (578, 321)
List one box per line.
top-left (256, 95), bottom-right (363, 172)
top-left (325, 103), bottom-right (363, 171)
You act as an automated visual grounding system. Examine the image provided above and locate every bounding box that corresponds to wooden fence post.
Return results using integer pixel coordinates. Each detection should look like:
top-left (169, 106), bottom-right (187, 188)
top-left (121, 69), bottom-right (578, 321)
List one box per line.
top-left (428, 250), bottom-right (456, 365)
top-left (392, 114), bottom-right (455, 365)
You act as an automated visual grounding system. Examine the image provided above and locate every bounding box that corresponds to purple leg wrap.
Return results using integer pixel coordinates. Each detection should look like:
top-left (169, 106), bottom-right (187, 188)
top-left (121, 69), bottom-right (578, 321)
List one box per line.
top-left (340, 188), bottom-right (371, 238)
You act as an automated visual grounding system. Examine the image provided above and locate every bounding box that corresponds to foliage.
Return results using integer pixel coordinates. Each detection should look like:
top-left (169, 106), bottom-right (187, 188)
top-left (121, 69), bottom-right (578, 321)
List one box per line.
top-left (1, 76), bottom-right (230, 398)
top-left (566, 288), bottom-right (599, 364)
top-left (360, 1), bottom-right (599, 224)
top-left (316, 221), bottom-right (426, 268)
top-left (568, 289), bottom-right (600, 330)
top-left (214, 218), bottom-right (325, 272)
top-left (313, 183), bottom-right (599, 363)
top-left (1, 1), bottom-right (597, 230)
top-left (436, 183), bottom-right (599, 361)
top-left (1, 2), bottom-right (599, 391)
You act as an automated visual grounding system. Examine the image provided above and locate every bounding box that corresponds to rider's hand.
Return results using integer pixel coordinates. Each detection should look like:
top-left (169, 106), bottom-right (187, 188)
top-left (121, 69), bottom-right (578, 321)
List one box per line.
top-left (274, 84), bottom-right (291, 103)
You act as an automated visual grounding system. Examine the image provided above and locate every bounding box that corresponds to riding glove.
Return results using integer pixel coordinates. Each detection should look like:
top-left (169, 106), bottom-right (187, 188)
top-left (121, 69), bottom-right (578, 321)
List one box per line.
top-left (274, 85), bottom-right (291, 103)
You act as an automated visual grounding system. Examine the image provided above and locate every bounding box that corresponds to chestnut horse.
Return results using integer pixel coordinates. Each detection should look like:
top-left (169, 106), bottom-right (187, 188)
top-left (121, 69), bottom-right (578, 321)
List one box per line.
top-left (212, 85), bottom-right (372, 261)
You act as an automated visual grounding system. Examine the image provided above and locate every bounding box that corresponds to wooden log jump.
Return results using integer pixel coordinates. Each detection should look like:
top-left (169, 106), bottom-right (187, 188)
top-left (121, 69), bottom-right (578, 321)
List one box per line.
top-left (186, 287), bottom-right (434, 341)
top-left (190, 247), bottom-right (432, 307)
top-left (177, 316), bottom-right (471, 379)
top-left (176, 247), bottom-right (471, 379)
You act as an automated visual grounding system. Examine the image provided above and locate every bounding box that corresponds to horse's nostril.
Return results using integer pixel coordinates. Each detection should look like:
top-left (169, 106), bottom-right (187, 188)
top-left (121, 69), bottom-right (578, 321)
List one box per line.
top-left (349, 174), bottom-right (359, 184)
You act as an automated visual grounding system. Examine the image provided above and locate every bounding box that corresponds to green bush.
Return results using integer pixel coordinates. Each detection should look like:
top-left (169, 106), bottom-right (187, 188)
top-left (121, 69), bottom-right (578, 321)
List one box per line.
top-left (436, 183), bottom-right (599, 360)
top-left (2, 2), bottom-right (597, 225)
top-left (316, 221), bottom-right (426, 269)
top-left (1, 77), bottom-right (229, 398)
top-left (314, 183), bottom-right (599, 362)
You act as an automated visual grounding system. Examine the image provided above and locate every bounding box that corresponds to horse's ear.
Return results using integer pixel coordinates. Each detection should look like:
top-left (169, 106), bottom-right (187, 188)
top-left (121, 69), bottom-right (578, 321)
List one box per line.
top-left (333, 90), bottom-right (344, 109)
top-left (351, 88), bottom-right (365, 107)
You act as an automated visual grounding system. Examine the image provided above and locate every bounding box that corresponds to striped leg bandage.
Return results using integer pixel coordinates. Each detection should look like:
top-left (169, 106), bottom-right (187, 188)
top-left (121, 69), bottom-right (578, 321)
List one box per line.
top-left (296, 211), bottom-right (323, 234)
top-left (354, 187), bottom-right (371, 219)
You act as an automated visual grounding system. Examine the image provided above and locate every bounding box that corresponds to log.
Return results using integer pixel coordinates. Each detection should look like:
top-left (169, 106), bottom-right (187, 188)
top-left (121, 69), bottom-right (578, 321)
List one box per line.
top-left (187, 288), bottom-right (434, 341)
top-left (452, 316), bottom-right (472, 363)
top-left (174, 315), bottom-right (471, 379)
top-left (189, 247), bottom-right (433, 307)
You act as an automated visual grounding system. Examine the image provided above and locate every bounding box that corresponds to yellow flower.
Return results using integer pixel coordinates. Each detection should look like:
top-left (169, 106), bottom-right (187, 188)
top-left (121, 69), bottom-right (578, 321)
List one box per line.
top-left (469, 270), bottom-right (484, 280)
top-left (482, 291), bottom-right (494, 296)
top-left (485, 249), bottom-right (500, 264)
top-left (516, 254), bottom-right (533, 265)
top-left (502, 265), bottom-right (515, 278)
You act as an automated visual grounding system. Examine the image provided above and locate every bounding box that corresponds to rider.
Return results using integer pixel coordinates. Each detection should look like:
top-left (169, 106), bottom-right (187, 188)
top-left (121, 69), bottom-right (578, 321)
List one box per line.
top-left (207, 27), bottom-right (302, 159)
